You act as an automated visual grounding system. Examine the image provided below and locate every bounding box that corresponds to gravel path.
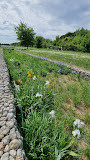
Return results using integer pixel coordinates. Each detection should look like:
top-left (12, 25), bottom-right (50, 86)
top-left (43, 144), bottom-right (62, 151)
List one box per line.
top-left (19, 50), bottom-right (90, 80)
top-left (0, 48), bottom-right (27, 160)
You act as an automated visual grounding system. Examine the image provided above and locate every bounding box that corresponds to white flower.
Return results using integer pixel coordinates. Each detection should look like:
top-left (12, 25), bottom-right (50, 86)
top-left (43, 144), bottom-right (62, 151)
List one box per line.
top-left (72, 129), bottom-right (81, 139)
top-left (73, 119), bottom-right (84, 128)
top-left (49, 110), bottom-right (55, 117)
top-left (10, 59), bottom-right (14, 61)
top-left (36, 93), bottom-right (42, 97)
top-left (45, 80), bottom-right (50, 86)
top-left (33, 75), bottom-right (36, 80)
top-left (80, 122), bottom-right (85, 127)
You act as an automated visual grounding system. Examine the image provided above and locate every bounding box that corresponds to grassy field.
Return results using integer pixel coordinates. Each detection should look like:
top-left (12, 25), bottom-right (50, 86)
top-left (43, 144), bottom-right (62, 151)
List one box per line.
top-left (15, 47), bottom-right (90, 71)
top-left (3, 48), bottom-right (90, 160)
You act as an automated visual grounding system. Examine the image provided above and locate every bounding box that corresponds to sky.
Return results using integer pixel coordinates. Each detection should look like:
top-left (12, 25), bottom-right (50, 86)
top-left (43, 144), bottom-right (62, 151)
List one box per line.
top-left (0, 0), bottom-right (90, 44)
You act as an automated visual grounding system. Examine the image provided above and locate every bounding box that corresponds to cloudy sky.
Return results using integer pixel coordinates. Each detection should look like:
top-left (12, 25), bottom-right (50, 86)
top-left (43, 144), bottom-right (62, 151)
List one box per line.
top-left (0, 0), bottom-right (90, 43)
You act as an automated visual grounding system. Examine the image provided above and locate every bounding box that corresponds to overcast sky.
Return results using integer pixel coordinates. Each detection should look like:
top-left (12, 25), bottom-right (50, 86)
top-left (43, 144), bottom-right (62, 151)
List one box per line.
top-left (0, 0), bottom-right (90, 44)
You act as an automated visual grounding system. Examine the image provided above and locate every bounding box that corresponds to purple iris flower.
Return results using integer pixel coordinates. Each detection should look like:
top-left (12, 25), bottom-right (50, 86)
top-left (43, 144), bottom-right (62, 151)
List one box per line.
top-left (72, 70), bottom-right (76, 73)
top-left (70, 62), bottom-right (72, 65)
top-left (58, 68), bottom-right (61, 73)
top-left (58, 61), bottom-right (61, 65)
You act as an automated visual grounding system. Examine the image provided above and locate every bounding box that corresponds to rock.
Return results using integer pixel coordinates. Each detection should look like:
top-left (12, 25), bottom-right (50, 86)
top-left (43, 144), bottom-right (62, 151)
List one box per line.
top-left (16, 131), bottom-right (21, 139)
top-left (0, 134), bottom-right (4, 140)
top-left (10, 156), bottom-right (15, 160)
top-left (4, 145), bottom-right (10, 152)
top-left (2, 135), bottom-right (10, 145)
top-left (6, 121), bottom-right (14, 129)
top-left (2, 111), bottom-right (7, 117)
top-left (0, 121), bottom-right (6, 126)
top-left (10, 128), bottom-right (17, 140)
top-left (17, 149), bottom-right (23, 157)
top-left (0, 142), bottom-right (5, 150)
top-left (10, 150), bottom-right (16, 157)
top-left (1, 126), bottom-right (9, 135)
top-left (0, 116), bottom-right (7, 121)
top-left (1, 152), bottom-right (9, 160)
top-left (0, 150), bottom-right (3, 157)
top-left (4, 103), bottom-right (9, 107)
top-left (9, 139), bottom-right (22, 150)
top-left (7, 113), bottom-right (14, 119)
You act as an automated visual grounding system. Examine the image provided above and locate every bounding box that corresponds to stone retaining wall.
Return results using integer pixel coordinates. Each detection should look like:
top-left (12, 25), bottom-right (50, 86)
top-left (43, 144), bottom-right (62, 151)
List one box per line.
top-left (0, 48), bottom-right (27, 160)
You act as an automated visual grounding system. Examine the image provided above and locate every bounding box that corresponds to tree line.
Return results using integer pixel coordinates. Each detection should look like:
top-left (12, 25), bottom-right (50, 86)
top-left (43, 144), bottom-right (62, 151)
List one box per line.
top-left (13, 22), bottom-right (90, 52)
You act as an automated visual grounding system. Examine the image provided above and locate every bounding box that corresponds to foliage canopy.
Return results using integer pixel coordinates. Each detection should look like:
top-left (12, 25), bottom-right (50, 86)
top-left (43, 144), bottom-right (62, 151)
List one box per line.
top-left (15, 22), bottom-right (36, 48)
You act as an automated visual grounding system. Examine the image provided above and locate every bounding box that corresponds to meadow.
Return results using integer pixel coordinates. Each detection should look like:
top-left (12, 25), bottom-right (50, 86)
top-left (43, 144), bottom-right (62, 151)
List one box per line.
top-left (3, 47), bottom-right (90, 160)
top-left (15, 47), bottom-right (90, 71)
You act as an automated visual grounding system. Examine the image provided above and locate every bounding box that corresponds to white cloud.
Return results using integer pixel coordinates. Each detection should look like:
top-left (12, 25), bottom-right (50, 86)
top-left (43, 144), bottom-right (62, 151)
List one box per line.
top-left (0, 0), bottom-right (90, 43)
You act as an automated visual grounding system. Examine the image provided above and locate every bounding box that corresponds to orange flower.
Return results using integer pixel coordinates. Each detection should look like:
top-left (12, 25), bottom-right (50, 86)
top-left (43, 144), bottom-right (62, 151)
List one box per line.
top-left (20, 81), bottom-right (23, 84)
top-left (37, 75), bottom-right (39, 77)
top-left (18, 79), bottom-right (20, 83)
top-left (49, 80), bottom-right (51, 83)
top-left (46, 85), bottom-right (50, 88)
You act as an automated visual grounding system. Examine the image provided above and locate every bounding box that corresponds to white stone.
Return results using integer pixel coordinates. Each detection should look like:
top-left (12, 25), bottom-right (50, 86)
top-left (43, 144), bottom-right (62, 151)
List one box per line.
top-left (4, 145), bottom-right (10, 152)
top-left (0, 151), bottom-right (3, 157)
top-left (17, 149), bottom-right (23, 157)
top-left (0, 116), bottom-right (7, 121)
top-left (0, 134), bottom-right (4, 140)
top-left (2, 135), bottom-right (10, 145)
top-left (1, 152), bottom-right (9, 160)
top-left (9, 139), bottom-right (22, 150)
top-left (0, 121), bottom-right (6, 126)
top-left (10, 156), bottom-right (15, 160)
top-left (1, 126), bottom-right (9, 135)
top-left (4, 103), bottom-right (9, 107)
top-left (6, 121), bottom-right (14, 129)
top-left (10, 150), bottom-right (16, 157)
top-left (7, 113), bottom-right (14, 119)
top-left (2, 111), bottom-right (7, 117)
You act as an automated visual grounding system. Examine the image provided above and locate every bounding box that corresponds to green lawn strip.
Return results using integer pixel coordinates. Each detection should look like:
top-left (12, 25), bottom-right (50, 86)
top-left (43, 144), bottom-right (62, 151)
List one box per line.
top-left (16, 47), bottom-right (90, 70)
top-left (3, 48), bottom-right (90, 160)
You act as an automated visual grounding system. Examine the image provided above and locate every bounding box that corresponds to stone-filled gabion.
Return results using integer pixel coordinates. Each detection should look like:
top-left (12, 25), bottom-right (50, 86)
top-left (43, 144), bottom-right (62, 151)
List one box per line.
top-left (0, 48), bottom-right (27, 160)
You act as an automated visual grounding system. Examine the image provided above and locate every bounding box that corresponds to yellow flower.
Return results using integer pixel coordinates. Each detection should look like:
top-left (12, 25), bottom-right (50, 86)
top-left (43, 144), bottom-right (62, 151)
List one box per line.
top-left (18, 79), bottom-right (21, 83)
top-left (27, 71), bottom-right (29, 75)
top-left (32, 72), bottom-right (34, 74)
top-left (46, 85), bottom-right (50, 88)
top-left (37, 75), bottom-right (39, 77)
top-left (28, 74), bottom-right (31, 77)
top-left (49, 80), bottom-right (51, 83)
top-left (47, 72), bottom-right (49, 75)
top-left (20, 81), bottom-right (23, 84)
top-left (31, 69), bottom-right (32, 71)
top-left (31, 70), bottom-right (33, 74)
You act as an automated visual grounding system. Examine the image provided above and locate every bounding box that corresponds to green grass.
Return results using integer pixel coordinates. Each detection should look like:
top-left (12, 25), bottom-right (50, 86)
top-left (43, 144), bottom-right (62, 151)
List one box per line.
top-left (3, 48), bottom-right (90, 160)
top-left (15, 46), bottom-right (90, 70)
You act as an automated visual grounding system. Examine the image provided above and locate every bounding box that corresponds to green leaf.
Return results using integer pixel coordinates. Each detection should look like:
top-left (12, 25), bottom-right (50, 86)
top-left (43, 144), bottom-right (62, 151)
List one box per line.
top-left (68, 151), bottom-right (80, 157)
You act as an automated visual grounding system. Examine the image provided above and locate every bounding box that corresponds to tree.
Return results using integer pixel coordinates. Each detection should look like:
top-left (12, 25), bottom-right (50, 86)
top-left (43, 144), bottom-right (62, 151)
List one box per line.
top-left (15, 21), bottom-right (36, 48)
top-left (35, 36), bottom-right (44, 48)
